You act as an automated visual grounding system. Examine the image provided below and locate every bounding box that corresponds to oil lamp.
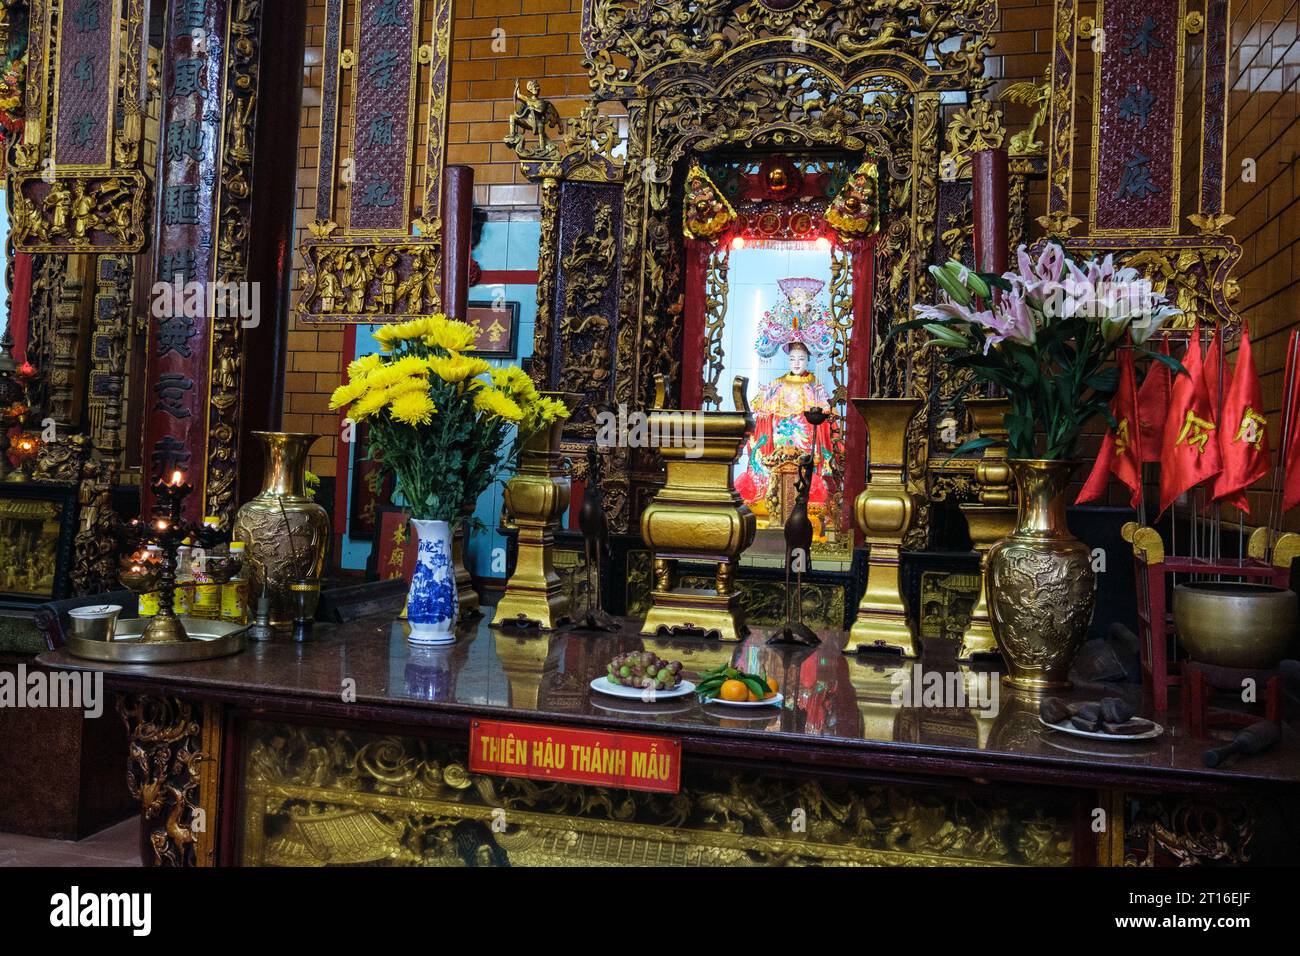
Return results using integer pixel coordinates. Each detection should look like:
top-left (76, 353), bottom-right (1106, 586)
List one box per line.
top-left (5, 432), bottom-right (39, 482)
top-left (118, 470), bottom-right (227, 644)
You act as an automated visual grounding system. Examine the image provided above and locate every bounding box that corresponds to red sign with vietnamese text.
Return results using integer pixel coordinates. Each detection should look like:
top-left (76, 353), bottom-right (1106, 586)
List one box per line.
top-left (470, 720), bottom-right (681, 794)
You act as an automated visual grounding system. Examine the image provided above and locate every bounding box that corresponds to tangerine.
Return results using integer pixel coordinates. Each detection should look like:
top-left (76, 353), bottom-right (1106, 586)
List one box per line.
top-left (719, 679), bottom-right (749, 702)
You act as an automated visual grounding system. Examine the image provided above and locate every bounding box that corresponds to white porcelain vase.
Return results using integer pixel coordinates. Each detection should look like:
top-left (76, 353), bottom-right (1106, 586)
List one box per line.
top-left (406, 519), bottom-right (458, 644)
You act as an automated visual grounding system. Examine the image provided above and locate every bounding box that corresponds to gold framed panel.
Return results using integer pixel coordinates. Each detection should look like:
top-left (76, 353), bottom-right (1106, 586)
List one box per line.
top-left (49, 0), bottom-right (124, 170)
top-left (343, 0), bottom-right (422, 238)
top-left (1086, 0), bottom-right (1187, 238)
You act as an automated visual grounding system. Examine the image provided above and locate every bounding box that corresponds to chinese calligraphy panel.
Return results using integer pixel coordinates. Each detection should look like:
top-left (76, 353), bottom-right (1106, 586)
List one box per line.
top-left (1091, 0), bottom-right (1186, 234)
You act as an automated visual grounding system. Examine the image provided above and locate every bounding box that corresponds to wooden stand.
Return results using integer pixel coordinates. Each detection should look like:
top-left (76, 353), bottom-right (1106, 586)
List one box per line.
top-left (1125, 523), bottom-right (1296, 712)
top-left (1182, 660), bottom-right (1283, 740)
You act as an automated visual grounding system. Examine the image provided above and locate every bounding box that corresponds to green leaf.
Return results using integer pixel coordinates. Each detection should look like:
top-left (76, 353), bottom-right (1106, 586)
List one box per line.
top-left (1137, 347), bottom-right (1186, 377)
top-left (1085, 366), bottom-right (1119, 393)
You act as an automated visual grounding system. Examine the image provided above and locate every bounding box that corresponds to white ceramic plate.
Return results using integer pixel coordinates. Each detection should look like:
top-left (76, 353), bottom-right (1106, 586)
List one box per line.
top-left (1038, 715), bottom-right (1163, 741)
top-left (704, 692), bottom-right (784, 709)
top-left (589, 676), bottom-right (695, 700)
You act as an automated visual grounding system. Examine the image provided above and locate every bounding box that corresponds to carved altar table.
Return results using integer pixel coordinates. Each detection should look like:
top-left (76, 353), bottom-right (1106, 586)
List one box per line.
top-left (38, 608), bottom-right (1300, 867)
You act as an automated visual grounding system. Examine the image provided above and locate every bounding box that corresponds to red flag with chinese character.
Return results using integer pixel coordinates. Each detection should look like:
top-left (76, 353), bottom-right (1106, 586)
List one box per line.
top-left (1203, 330), bottom-right (1226, 420)
top-left (1158, 329), bottom-right (1222, 517)
top-left (1212, 329), bottom-right (1269, 513)
top-left (1136, 335), bottom-right (1173, 463)
top-left (1281, 331), bottom-right (1300, 513)
top-left (1077, 346), bottom-right (1142, 507)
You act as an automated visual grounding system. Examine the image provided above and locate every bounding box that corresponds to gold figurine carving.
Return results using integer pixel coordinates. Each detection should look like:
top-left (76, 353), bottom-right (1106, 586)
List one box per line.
top-left (640, 376), bottom-right (756, 642)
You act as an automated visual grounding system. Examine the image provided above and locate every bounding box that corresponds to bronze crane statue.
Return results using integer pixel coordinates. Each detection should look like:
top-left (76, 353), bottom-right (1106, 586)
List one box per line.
top-left (573, 444), bottom-right (619, 631)
top-left (768, 451), bottom-right (820, 646)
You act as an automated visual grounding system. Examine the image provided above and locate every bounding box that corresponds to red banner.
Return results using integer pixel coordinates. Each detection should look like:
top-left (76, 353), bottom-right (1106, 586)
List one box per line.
top-left (470, 720), bottom-right (682, 794)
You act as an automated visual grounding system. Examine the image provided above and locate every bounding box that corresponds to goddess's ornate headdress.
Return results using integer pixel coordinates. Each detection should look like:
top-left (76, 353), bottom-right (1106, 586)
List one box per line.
top-left (755, 276), bottom-right (833, 359)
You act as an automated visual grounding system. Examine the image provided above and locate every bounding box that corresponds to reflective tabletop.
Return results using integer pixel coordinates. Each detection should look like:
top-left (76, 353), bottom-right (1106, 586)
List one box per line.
top-left (40, 606), bottom-right (1300, 790)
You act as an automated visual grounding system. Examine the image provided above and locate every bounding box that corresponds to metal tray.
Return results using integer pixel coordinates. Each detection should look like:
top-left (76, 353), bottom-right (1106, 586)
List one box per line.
top-left (66, 616), bottom-right (248, 664)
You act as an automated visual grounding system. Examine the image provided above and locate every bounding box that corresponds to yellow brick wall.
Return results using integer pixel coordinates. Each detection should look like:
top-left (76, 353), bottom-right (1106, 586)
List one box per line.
top-left (1224, 0), bottom-right (1300, 528)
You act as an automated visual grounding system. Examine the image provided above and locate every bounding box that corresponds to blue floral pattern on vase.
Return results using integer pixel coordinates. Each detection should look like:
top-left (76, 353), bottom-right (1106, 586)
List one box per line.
top-left (407, 519), bottom-right (458, 644)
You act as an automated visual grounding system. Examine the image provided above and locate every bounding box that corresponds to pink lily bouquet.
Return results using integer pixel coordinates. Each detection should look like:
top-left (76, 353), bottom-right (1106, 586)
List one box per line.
top-left (904, 242), bottom-right (1182, 460)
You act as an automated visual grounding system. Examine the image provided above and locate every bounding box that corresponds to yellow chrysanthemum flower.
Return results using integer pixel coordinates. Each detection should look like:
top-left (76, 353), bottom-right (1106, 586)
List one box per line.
top-left (385, 376), bottom-right (429, 399)
top-left (351, 386), bottom-right (392, 420)
top-left (366, 355), bottom-right (429, 389)
top-left (346, 352), bottom-right (383, 379)
top-left (329, 376), bottom-right (370, 410)
top-left (537, 396), bottom-right (571, 421)
top-left (389, 391), bottom-right (437, 426)
top-left (473, 388), bottom-right (523, 422)
top-left (428, 355), bottom-right (491, 384)
top-left (424, 318), bottom-right (478, 353)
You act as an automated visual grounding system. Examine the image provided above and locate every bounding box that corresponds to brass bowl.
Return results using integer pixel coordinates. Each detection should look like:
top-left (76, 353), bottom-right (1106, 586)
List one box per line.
top-left (1173, 582), bottom-right (1298, 669)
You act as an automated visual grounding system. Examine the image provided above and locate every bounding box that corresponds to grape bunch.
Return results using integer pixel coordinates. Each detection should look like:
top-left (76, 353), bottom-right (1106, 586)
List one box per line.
top-left (606, 651), bottom-right (683, 691)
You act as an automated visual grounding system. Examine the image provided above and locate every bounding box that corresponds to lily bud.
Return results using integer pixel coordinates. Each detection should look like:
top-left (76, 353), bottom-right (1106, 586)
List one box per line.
top-left (930, 264), bottom-right (971, 306)
top-left (924, 323), bottom-right (970, 349)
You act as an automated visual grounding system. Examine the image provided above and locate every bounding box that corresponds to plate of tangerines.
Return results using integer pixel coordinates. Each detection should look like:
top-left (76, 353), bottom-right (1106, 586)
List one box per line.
top-left (696, 664), bottom-right (782, 708)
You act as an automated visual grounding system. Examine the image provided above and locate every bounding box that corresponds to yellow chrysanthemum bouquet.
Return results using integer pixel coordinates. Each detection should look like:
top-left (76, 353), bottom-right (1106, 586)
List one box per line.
top-left (330, 315), bottom-right (568, 521)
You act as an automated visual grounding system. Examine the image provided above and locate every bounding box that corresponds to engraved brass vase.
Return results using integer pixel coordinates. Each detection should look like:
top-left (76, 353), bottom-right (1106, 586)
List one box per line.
top-left (492, 392), bottom-right (581, 630)
top-left (232, 432), bottom-right (329, 630)
top-left (986, 459), bottom-right (1095, 691)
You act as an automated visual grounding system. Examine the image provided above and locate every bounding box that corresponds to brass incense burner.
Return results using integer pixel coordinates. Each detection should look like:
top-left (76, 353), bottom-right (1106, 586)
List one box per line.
top-left (493, 392), bottom-right (583, 630)
top-left (850, 397), bottom-right (922, 657)
top-left (640, 375), bottom-right (756, 642)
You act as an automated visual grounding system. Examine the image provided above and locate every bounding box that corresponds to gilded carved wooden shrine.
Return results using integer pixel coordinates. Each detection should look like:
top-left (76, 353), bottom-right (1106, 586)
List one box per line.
top-left (509, 0), bottom-right (1003, 545)
top-left (10, 0), bottom-right (151, 253)
top-left (294, 0), bottom-right (454, 324)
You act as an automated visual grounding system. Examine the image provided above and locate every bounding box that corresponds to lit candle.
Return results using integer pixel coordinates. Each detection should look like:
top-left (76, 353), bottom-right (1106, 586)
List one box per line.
top-left (156, 518), bottom-right (170, 532)
top-left (170, 470), bottom-right (184, 486)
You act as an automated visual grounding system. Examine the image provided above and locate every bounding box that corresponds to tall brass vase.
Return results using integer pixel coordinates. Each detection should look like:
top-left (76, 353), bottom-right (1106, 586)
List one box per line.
top-left (492, 392), bottom-right (581, 630)
top-left (232, 432), bottom-right (330, 629)
top-left (986, 459), bottom-right (1095, 691)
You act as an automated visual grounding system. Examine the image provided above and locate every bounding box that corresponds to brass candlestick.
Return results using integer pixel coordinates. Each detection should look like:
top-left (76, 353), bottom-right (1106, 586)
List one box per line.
top-left (640, 375), bottom-right (756, 642)
top-left (850, 397), bottom-right (922, 657)
top-left (493, 392), bottom-right (582, 630)
top-left (119, 471), bottom-right (221, 644)
top-left (957, 398), bottom-right (1017, 661)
